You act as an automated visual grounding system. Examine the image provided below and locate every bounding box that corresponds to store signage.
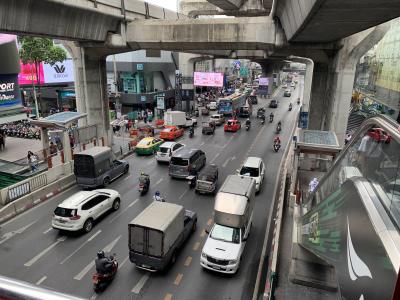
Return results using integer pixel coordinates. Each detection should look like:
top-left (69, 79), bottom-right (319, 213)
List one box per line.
top-left (18, 62), bottom-right (44, 85)
top-left (137, 64), bottom-right (144, 71)
top-left (0, 74), bottom-right (21, 109)
top-left (43, 59), bottom-right (74, 84)
top-left (140, 95), bottom-right (146, 102)
top-left (193, 72), bottom-right (224, 87)
top-left (156, 96), bottom-right (165, 110)
top-left (259, 77), bottom-right (269, 86)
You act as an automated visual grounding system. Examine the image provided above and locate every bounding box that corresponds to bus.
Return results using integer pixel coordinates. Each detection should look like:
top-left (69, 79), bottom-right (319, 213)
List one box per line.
top-left (218, 93), bottom-right (247, 116)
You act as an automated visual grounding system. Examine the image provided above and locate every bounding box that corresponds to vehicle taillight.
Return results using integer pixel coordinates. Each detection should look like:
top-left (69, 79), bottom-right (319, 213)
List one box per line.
top-left (70, 215), bottom-right (81, 220)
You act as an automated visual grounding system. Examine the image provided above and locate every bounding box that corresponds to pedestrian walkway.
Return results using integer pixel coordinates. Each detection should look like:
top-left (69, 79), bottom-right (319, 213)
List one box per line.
top-left (0, 137), bottom-right (42, 162)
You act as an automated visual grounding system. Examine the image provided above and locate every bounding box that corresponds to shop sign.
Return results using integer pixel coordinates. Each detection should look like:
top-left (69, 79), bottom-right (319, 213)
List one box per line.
top-left (0, 74), bottom-right (21, 109)
top-left (156, 96), bottom-right (165, 110)
top-left (43, 59), bottom-right (74, 84)
top-left (18, 62), bottom-right (44, 85)
top-left (140, 95), bottom-right (147, 102)
top-left (137, 64), bottom-right (144, 71)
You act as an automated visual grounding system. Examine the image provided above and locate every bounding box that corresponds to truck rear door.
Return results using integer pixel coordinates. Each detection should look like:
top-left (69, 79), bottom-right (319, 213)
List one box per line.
top-left (148, 229), bottom-right (163, 257)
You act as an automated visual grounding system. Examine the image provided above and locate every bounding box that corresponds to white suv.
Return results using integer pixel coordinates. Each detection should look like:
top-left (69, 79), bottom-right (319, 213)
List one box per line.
top-left (52, 189), bottom-right (120, 233)
top-left (156, 142), bottom-right (185, 163)
top-left (238, 157), bottom-right (265, 192)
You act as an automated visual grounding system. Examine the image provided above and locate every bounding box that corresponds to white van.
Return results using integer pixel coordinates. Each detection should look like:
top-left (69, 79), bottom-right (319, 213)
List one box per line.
top-left (208, 101), bottom-right (218, 110)
top-left (237, 157), bottom-right (265, 192)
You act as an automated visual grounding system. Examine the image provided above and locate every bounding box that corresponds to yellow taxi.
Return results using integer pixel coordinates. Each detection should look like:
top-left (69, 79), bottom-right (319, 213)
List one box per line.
top-left (135, 137), bottom-right (164, 155)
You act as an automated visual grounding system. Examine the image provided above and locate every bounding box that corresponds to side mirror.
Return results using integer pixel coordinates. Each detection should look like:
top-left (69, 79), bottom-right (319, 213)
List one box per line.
top-left (242, 236), bottom-right (248, 242)
top-left (205, 228), bottom-right (210, 234)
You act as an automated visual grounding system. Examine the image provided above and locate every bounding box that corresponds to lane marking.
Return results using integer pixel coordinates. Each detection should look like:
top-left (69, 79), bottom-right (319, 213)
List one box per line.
top-left (89, 294), bottom-right (98, 300)
top-left (43, 227), bottom-right (53, 234)
top-left (60, 230), bottom-right (102, 264)
top-left (146, 160), bottom-right (154, 166)
top-left (73, 235), bottom-right (121, 280)
top-left (210, 152), bottom-right (220, 163)
top-left (124, 174), bottom-right (132, 181)
top-left (200, 142), bottom-right (205, 147)
top-left (184, 256), bottom-right (192, 267)
top-left (109, 199), bottom-right (139, 223)
top-left (25, 236), bottom-right (67, 267)
top-left (206, 218), bottom-right (212, 226)
top-left (222, 156), bottom-right (236, 168)
top-left (178, 189), bottom-right (188, 200)
top-left (119, 255), bottom-right (129, 269)
top-left (164, 294), bottom-right (173, 300)
top-left (174, 273), bottom-right (183, 285)
top-left (131, 274), bottom-right (150, 294)
top-left (193, 242), bottom-right (200, 251)
top-left (154, 178), bottom-right (163, 186)
top-left (200, 230), bottom-right (206, 238)
top-left (0, 220), bottom-right (38, 245)
top-left (36, 276), bottom-right (47, 285)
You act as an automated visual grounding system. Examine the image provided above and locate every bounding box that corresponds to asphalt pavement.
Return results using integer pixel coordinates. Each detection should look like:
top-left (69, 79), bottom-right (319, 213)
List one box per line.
top-left (0, 80), bottom-right (303, 300)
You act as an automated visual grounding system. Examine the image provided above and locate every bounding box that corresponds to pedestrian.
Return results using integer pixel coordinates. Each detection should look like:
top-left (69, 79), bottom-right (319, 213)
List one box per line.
top-left (308, 178), bottom-right (319, 193)
top-left (125, 121), bottom-right (130, 132)
top-left (69, 134), bottom-right (75, 149)
top-left (55, 134), bottom-right (62, 150)
top-left (27, 151), bottom-right (38, 172)
top-left (49, 142), bottom-right (58, 155)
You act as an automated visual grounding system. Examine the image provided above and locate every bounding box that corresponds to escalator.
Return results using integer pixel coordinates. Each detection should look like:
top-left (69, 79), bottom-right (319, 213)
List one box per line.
top-left (298, 115), bottom-right (400, 300)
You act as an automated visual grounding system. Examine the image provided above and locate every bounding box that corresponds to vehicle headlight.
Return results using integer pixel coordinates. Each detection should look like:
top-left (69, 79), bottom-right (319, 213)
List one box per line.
top-left (229, 259), bottom-right (237, 264)
top-left (201, 252), bottom-right (207, 258)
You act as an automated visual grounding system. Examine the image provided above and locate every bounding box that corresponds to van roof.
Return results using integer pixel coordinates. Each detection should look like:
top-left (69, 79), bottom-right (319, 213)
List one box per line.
top-left (172, 148), bottom-right (198, 159)
top-left (243, 157), bottom-right (262, 168)
top-left (130, 202), bottom-right (183, 231)
top-left (75, 146), bottom-right (111, 157)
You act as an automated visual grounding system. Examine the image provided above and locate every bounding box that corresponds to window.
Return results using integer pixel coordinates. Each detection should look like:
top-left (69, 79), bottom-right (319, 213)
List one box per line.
top-left (81, 198), bottom-right (98, 210)
top-left (240, 166), bottom-right (259, 177)
top-left (210, 224), bottom-right (240, 244)
top-left (171, 157), bottom-right (189, 166)
top-left (54, 207), bottom-right (75, 217)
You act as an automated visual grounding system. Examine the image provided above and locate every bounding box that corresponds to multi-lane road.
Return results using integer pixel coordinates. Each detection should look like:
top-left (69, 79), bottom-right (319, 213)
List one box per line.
top-left (0, 80), bottom-right (303, 300)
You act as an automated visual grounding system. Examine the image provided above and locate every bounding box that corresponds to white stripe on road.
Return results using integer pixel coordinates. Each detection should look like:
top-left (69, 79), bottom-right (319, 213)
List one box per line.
top-left (200, 142), bottom-right (205, 147)
top-left (119, 255), bottom-right (130, 269)
top-left (36, 276), bottom-right (47, 285)
top-left (109, 199), bottom-right (139, 223)
top-left (179, 189), bottom-right (188, 200)
top-left (89, 294), bottom-right (98, 300)
top-left (43, 228), bottom-right (53, 234)
top-left (131, 274), bottom-right (150, 294)
top-left (222, 156), bottom-right (236, 168)
top-left (24, 236), bottom-right (67, 267)
top-left (154, 178), bottom-right (163, 186)
top-left (210, 153), bottom-right (220, 163)
top-left (124, 174), bottom-right (132, 181)
top-left (60, 230), bottom-right (102, 264)
top-left (0, 220), bottom-right (38, 245)
top-left (74, 235), bottom-right (121, 280)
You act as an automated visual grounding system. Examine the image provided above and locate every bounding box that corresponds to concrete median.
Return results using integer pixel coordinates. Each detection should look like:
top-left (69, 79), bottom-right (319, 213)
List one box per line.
top-left (0, 174), bottom-right (76, 224)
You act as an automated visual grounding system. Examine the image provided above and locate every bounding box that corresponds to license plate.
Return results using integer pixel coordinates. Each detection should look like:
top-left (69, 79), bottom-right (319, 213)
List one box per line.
top-left (58, 219), bottom-right (66, 223)
top-left (211, 265), bottom-right (220, 270)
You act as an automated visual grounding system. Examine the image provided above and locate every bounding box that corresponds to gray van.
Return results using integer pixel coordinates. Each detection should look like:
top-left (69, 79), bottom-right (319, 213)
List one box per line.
top-left (169, 148), bottom-right (206, 178)
top-left (74, 146), bottom-right (129, 188)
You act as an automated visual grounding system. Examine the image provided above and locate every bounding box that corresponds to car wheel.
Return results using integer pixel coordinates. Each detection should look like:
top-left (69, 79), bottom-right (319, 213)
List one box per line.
top-left (83, 219), bottom-right (93, 233)
top-left (112, 198), bottom-right (120, 211)
top-left (124, 165), bottom-right (129, 174)
top-left (103, 177), bottom-right (110, 187)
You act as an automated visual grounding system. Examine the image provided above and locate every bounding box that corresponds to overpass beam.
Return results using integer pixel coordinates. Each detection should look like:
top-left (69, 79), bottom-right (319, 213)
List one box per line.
top-left (308, 23), bottom-right (390, 145)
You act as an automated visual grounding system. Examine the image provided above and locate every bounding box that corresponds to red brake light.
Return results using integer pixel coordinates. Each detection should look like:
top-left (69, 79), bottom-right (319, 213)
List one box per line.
top-left (70, 215), bottom-right (81, 220)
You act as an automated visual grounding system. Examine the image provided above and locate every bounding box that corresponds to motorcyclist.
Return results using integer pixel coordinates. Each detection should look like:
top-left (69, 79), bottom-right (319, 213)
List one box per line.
top-left (139, 171), bottom-right (150, 187)
top-left (274, 136), bottom-right (281, 146)
top-left (289, 103), bottom-right (292, 110)
top-left (95, 251), bottom-right (113, 276)
top-left (260, 114), bottom-right (266, 122)
top-left (153, 191), bottom-right (165, 202)
top-left (245, 118), bottom-right (251, 126)
top-left (269, 112), bottom-right (274, 122)
top-left (189, 125), bottom-right (194, 137)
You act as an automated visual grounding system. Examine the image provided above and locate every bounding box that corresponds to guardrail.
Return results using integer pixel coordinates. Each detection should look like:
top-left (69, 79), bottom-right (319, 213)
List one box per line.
top-left (7, 173), bottom-right (47, 203)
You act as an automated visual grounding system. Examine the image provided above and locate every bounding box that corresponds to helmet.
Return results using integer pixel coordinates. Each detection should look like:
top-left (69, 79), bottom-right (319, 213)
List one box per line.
top-left (141, 171), bottom-right (145, 176)
top-left (155, 191), bottom-right (160, 196)
top-left (97, 250), bottom-right (105, 259)
top-left (247, 118), bottom-right (250, 122)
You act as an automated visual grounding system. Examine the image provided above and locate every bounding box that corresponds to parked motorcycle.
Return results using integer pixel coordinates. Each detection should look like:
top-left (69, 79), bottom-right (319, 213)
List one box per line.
top-left (92, 255), bottom-right (118, 293)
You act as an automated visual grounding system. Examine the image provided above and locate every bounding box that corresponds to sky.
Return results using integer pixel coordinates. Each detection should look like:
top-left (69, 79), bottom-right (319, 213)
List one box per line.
top-left (146, 0), bottom-right (178, 12)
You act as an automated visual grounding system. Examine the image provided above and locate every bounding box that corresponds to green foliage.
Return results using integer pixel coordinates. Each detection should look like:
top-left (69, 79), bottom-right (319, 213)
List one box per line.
top-left (19, 36), bottom-right (67, 65)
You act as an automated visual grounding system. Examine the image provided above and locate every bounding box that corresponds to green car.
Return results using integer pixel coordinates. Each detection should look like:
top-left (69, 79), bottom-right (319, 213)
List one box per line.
top-left (136, 137), bottom-right (164, 155)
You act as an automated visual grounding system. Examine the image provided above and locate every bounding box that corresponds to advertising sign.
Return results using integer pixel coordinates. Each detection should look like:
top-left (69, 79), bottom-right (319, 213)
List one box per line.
top-left (193, 72), bottom-right (224, 87)
top-left (0, 74), bottom-right (21, 109)
top-left (43, 59), bottom-right (74, 84)
top-left (137, 64), bottom-right (144, 71)
top-left (258, 77), bottom-right (269, 86)
top-left (156, 96), bottom-right (165, 110)
top-left (140, 96), bottom-right (146, 102)
top-left (18, 62), bottom-right (44, 85)
top-left (299, 111), bottom-right (308, 129)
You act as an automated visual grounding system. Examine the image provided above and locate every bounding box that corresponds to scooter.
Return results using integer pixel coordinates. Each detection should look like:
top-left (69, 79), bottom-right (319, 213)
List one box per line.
top-left (297, 97), bottom-right (301, 105)
top-left (92, 255), bottom-right (118, 293)
top-left (189, 128), bottom-right (194, 138)
top-left (261, 118), bottom-right (265, 125)
top-left (289, 104), bottom-right (292, 111)
top-left (186, 175), bottom-right (197, 188)
top-left (245, 123), bottom-right (251, 131)
top-left (138, 176), bottom-right (150, 195)
top-left (273, 143), bottom-right (281, 152)
top-left (276, 124), bottom-right (281, 134)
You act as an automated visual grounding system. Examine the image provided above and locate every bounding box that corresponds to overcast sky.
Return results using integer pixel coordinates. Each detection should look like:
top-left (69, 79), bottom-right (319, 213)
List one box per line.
top-left (146, 0), bottom-right (178, 11)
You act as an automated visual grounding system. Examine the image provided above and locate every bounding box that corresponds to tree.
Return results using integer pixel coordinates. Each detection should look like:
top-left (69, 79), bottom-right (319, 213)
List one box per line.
top-left (19, 37), bottom-right (67, 117)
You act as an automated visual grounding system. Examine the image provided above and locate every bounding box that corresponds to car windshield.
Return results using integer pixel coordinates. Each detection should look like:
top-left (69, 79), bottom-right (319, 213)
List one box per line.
top-left (159, 147), bottom-right (170, 153)
top-left (210, 224), bottom-right (240, 244)
top-left (170, 157), bottom-right (189, 166)
top-left (240, 166), bottom-right (259, 177)
top-left (227, 121), bottom-right (234, 126)
top-left (54, 207), bottom-right (75, 218)
top-left (163, 128), bottom-right (173, 132)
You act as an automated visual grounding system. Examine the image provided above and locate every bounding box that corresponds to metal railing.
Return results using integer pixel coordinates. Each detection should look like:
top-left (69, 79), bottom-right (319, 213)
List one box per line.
top-left (7, 173), bottom-right (47, 203)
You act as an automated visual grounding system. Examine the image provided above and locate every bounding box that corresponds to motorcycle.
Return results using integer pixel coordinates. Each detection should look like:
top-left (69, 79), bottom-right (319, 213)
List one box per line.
top-left (186, 175), bottom-right (197, 188)
top-left (245, 123), bottom-right (251, 131)
top-left (138, 176), bottom-right (150, 195)
top-left (276, 124), bottom-right (281, 134)
top-left (273, 142), bottom-right (281, 152)
top-left (189, 128), bottom-right (194, 138)
top-left (269, 115), bottom-right (274, 123)
top-left (92, 255), bottom-right (118, 293)
top-left (261, 118), bottom-right (265, 125)
top-left (297, 97), bottom-right (300, 105)
top-left (289, 104), bottom-right (292, 111)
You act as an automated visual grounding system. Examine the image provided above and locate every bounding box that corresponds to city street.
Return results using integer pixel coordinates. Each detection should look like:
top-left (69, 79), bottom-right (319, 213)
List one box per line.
top-left (0, 81), bottom-right (302, 300)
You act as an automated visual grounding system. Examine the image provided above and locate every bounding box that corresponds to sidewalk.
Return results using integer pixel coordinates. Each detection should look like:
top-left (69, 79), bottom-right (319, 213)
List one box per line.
top-left (0, 137), bottom-right (42, 162)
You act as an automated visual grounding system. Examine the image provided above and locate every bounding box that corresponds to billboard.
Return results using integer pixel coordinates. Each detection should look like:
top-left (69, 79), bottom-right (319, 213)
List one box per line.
top-left (259, 77), bottom-right (269, 86)
top-left (43, 59), bottom-right (74, 84)
top-left (0, 74), bottom-right (21, 109)
top-left (194, 72), bottom-right (224, 87)
top-left (18, 62), bottom-right (44, 85)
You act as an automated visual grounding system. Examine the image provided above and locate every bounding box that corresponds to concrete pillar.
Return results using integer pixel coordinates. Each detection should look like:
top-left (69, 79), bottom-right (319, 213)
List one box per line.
top-left (308, 63), bottom-right (329, 130)
top-left (63, 131), bottom-right (72, 162)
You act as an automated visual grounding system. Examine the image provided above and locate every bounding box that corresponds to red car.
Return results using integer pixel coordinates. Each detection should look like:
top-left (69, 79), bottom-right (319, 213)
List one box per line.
top-left (368, 128), bottom-right (392, 144)
top-left (224, 119), bottom-right (241, 132)
top-left (160, 126), bottom-right (184, 141)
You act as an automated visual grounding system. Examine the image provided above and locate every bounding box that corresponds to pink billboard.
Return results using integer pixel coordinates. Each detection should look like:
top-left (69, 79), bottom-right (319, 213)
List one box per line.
top-left (18, 61), bottom-right (45, 85)
top-left (194, 72), bottom-right (224, 87)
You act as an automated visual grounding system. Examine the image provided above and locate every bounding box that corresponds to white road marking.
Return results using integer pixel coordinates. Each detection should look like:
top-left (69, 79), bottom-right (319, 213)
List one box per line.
top-left (36, 276), bottom-right (47, 285)
top-left (89, 294), bottom-right (98, 300)
top-left (119, 255), bottom-right (130, 269)
top-left (200, 142), bottom-right (205, 147)
top-left (179, 189), bottom-right (188, 200)
top-left (24, 236), bottom-right (67, 267)
top-left (210, 152), bottom-right (220, 163)
top-left (222, 156), bottom-right (236, 168)
top-left (109, 199), bottom-right (139, 223)
top-left (154, 178), bottom-right (163, 186)
top-left (0, 220), bottom-right (38, 245)
top-left (146, 160), bottom-right (154, 166)
top-left (131, 274), bottom-right (150, 294)
top-left (73, 235), bottom-right (121, 280)
top-left (60, 230), bottom-right (102, 264)
top-left (124, 174), bottom-right (132, 181)
top-left (43, 228), bottom-right (53, 234)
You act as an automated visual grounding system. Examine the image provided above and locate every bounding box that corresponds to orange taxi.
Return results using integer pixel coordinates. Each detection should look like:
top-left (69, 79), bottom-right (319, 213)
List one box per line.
top-left (160, 125), bottom-right (184, 141)
top-left (224, 119), bottom-right (241, 132)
